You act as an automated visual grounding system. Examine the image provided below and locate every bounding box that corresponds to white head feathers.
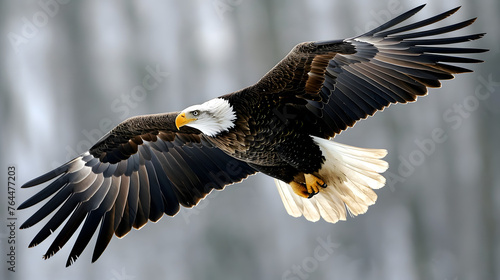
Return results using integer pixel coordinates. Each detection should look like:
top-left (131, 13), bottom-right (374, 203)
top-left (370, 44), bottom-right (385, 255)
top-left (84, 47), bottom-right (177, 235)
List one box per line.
top-left (180, 98), bottom-right (237, 137)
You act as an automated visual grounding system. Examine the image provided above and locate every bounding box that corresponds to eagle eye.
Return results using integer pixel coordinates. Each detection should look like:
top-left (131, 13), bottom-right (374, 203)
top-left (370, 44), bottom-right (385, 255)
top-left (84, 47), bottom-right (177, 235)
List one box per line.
top-left (192, 110), bottom-right (200, 117)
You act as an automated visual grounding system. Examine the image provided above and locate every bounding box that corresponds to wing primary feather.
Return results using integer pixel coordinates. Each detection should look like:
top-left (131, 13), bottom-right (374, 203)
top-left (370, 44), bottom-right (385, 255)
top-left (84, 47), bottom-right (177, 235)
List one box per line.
top-left (115, 170), bottom-right (139, 237)
top-left (112, 175), bottom-right (130, 230)
top-left (18, 176), bottom-right (69, 210)
top-left (21, 166), bottom-right (69, 189)
top-left (419, 54), bottom-right (483, 64)
top-left (42, 206), bottom-right (88, 260)
top-left (65, 211), bottom-right (102, 267)
top-left (401, 33), bottom-right (485, 46)
top-left (144, 159), bottom-right (165, 222)
top-left (410, 46), bottom-right (489, 54)
top-left (133, 165), bottom-right (150, 229)
top-left (391, 18), bottom-right (477, 40)
top-left (376, 6), bottom-right (461, 37)
top-left (27, 173), bottom-right (100, 247)
top-left (149, 152), bottom-right (181, 215)
top-left (66, 176), bottom-right (119, 266)
top-left (358, 4), bottom-right (426, 37)
top-left (92, 209), bottom-right (115, 263)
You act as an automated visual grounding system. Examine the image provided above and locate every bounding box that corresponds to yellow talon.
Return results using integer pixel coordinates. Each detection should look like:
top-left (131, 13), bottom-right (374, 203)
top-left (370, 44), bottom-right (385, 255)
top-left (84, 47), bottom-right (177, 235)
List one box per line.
top-left (290, 181), bottom-right (310, 198)
top-left (290, 174), bottom-right (326, 198)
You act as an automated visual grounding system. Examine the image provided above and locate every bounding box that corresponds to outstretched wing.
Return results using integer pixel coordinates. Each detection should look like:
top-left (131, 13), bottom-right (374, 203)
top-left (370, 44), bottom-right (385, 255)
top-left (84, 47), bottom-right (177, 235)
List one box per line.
top-left (251, 5), bottom-right (487, 138)
top-left (19, 112), bottom-right (256, 266)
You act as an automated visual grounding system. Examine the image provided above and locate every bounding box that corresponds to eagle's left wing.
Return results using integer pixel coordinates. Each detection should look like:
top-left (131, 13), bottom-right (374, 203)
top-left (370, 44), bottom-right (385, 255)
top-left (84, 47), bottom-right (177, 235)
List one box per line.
top-left (19, 112), bottom-right (256, 266)
top-left (251, 5), bottom-right (487, 138)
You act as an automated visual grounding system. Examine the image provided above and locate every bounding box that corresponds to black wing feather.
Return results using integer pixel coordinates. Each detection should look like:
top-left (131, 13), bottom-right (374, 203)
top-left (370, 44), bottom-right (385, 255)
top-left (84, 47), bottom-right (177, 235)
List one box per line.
top-left (92, 208), bottom-right (116, 263)
top-left (359, 4), bottom-right (426, 37)
top-left (19, 112), bottom-right (256, 265)
top-left (375, 7), bottom-right (460, 37)
top-left (250, 5), bottom-right (486, 138)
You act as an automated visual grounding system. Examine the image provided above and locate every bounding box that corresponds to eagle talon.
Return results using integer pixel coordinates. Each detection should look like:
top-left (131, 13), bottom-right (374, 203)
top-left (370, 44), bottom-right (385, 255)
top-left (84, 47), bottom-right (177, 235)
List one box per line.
top-left (289, 174), bottom-right (326, 198)
top-left (290, 181), bottom-right (310, 198)
top-left (306, 183), bottom-right (320, 197)
top-left (305, 173), bottom-right (326, 192)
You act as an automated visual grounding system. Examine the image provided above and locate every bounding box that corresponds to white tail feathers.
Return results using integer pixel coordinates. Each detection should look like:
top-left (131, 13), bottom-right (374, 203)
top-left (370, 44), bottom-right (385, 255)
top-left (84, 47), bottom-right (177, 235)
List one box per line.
top-left (275, 136), bottom-right (389, 223)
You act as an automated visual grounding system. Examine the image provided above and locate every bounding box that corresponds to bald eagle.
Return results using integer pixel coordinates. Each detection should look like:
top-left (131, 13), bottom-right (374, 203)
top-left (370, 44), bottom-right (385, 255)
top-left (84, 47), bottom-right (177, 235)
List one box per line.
top-left (19, 5), bottom-right (486, 266)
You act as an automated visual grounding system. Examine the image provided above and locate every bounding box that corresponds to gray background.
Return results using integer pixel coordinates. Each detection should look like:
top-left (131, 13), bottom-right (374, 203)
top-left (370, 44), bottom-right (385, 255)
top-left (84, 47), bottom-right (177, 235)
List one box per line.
top-left (1, 0), bottom-right (499, 279)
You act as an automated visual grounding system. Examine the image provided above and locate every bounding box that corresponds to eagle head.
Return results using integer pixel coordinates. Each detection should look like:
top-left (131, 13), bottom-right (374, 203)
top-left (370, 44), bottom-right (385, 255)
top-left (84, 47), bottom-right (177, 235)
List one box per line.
top-left (175, 98), bottom-right (237, 137)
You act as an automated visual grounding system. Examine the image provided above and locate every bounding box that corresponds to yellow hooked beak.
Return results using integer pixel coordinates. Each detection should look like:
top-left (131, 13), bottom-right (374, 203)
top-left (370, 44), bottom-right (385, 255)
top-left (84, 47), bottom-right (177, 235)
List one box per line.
top-left (175, 112), bottom-right (196, 129)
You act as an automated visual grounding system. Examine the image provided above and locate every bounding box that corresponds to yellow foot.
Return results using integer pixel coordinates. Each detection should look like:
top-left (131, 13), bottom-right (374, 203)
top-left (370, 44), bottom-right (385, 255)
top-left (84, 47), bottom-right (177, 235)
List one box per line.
top-left (290, 174), bottom-right (327, 198)
top-left (290, 181), bottom-right (310, 198)
top-left (304, 173), bottom-right (327, 195)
